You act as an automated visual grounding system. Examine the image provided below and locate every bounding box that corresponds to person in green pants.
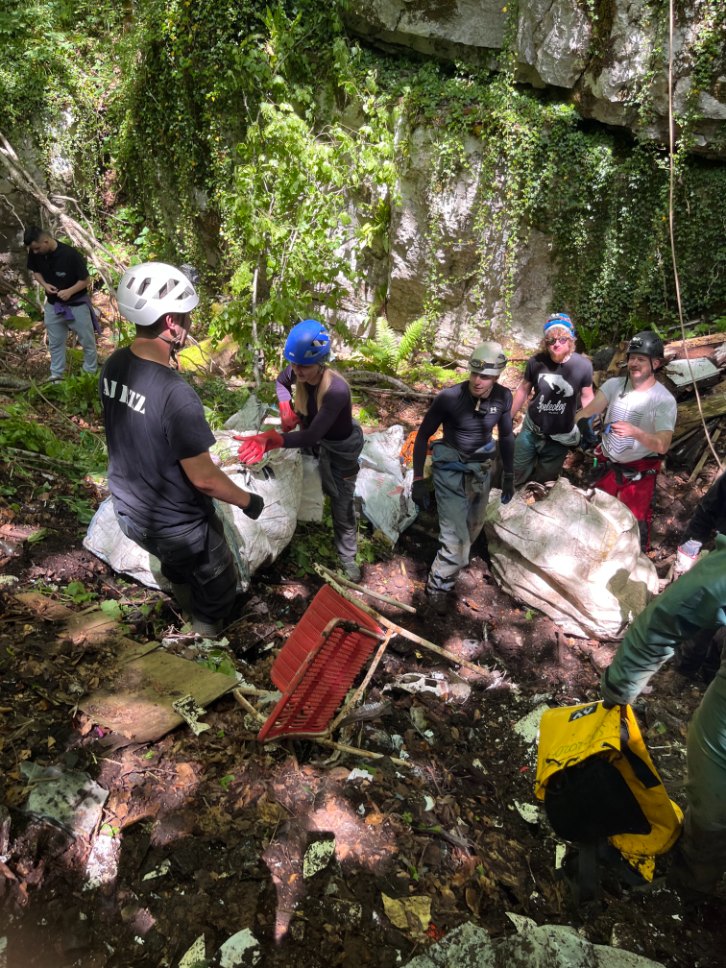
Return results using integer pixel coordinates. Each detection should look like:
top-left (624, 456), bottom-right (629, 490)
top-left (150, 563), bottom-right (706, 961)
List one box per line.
top-left (601, 534), bottom-right (726, 893)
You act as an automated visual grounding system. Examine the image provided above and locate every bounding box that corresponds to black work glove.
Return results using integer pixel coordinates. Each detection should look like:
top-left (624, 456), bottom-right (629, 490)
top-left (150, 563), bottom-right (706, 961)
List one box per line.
top-left (242, 493), bottom-right (264, 520)
top-left (411, 478), bottom-right (431, 511)
top-left (501, 472), bottom-right (515, 505)
top-left (577, 416), bottom-right (599, 449)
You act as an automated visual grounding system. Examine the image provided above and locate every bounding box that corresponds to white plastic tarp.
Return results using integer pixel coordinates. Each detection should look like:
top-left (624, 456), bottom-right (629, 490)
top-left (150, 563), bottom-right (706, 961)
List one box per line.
top-left (483, 478), bottom-right (659, 639)
top-left (83, 432), bottom-right (303, 592)
top-left (357, 425), bottom-right (417, 544)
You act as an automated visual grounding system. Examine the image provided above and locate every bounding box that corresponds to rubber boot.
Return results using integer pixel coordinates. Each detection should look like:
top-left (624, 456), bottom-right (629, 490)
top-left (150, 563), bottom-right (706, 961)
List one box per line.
top-left (170, 582), bottom-right (193, 619)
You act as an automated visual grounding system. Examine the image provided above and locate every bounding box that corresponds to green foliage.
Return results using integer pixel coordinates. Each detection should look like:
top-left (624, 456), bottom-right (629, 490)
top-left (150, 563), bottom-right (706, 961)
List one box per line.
top-left (199, 650), bottom-right (237, 678)
top-left (62, 580), bottom-right (96, 605)
top-left (284, 515), bottom-right (339, 577)
top-left (353, 317), bottom-right (429, 376)
top-left (29, 372), bottom-right (103, 421)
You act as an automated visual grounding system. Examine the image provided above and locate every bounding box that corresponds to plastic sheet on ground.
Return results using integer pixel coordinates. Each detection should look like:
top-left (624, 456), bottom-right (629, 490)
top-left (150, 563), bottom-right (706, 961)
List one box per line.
top-left (483, 479), bottom-right (659, 639)
top-left (357, 425), bottom-right (417, 544)
top-left (21, 762), bottom-right (108, 837)
top-left (401, 918), bottom-right (664, 967)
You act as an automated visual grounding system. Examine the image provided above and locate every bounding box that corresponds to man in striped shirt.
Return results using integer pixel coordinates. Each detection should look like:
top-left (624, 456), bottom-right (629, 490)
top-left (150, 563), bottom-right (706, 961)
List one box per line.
top-left (575, 331), bottom-right (677, 549)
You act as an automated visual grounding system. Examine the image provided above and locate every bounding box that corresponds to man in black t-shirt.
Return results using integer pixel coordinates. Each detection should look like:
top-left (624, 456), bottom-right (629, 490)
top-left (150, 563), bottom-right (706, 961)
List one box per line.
top-left (102, 262), bottom-right (264, 638)
top-left (24, 226), bottom-right (98, 381)
top-left (410, 342), bottom-right (515, 614)
top-left (511, 313), bottom-right (594, 486)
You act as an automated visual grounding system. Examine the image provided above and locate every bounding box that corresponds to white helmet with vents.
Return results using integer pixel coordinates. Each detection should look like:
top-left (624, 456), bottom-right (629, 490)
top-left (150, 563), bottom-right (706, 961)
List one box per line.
top-left (116, 262), bottom-right (199, 326)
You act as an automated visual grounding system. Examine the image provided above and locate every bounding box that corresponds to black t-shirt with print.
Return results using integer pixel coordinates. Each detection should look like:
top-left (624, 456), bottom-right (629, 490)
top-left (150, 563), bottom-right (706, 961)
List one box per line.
top-left (27, 241), bottom-right (89, 305)
top-left (413, 381), bottom-right (514, 477)
top-left (524, 352), bottom-right (593, 435)
top-left (100, 347), bottom-right (215, 530)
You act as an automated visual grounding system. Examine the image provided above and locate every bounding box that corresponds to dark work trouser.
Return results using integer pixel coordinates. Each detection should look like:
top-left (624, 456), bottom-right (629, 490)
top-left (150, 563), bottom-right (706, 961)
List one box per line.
top-left (115, 505), bottom-right (238, 627)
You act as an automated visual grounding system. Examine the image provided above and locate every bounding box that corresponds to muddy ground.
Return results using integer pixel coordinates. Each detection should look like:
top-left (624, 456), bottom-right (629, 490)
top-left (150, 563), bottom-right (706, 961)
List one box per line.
top-left (1, 332), bottom-right (725, 967)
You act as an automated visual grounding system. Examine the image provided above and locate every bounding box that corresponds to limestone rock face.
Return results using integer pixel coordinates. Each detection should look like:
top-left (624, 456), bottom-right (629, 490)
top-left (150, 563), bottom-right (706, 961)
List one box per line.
top-left (516, 0), bottom-right (591, 90)
top-left (336, 127), bottom-right (553, 351)
top-left (345, 0), bottom-right (726, 158)
top-left (344, 0), bottom-right (505, 67)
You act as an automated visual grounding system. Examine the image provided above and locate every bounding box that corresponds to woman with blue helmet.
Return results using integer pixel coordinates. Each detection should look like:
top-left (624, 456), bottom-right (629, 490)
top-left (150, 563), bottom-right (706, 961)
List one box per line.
top-left (238, 319), bottom-right (364, 580)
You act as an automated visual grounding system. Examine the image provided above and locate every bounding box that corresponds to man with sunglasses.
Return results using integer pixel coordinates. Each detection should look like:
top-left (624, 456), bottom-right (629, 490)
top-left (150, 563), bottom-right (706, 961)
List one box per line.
top-left (511, 314), bottom-right (594, 487)
top-left (410, 342), bottom-right (515, 615)
top-left (575, 330), bottom-right (676, 549)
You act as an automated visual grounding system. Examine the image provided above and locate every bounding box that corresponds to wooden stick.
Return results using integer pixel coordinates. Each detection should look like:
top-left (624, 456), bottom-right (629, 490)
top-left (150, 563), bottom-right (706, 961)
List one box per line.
top-left (316, 737), bottom-right (411, 768)
top-left (329, 629), bottom-right (395, 733)
top-left (316, 563), bottom-right (417, 614)
top-left (317, 569), bottom-right (490, 679)
top-left (232, 688), bottom-right (267, 723)
top-left (688, 427), bottom-right (722, 482)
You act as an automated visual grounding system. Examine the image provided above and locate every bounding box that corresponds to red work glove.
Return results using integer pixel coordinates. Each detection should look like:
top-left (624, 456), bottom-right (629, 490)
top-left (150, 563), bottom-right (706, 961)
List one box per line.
top-left (279, 400), bottom-right (300, 433)
top-left (236, 430), bottom-right (283, 465)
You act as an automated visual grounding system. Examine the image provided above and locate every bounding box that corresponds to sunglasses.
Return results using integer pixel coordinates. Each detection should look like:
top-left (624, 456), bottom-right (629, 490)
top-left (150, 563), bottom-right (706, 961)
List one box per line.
top-left (545, 336), bottom-right (570, 346)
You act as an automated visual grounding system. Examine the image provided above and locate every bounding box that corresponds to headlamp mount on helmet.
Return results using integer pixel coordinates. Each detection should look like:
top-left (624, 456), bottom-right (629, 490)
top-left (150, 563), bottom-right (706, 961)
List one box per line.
top-left (469, 341), bottom-right (507, 377)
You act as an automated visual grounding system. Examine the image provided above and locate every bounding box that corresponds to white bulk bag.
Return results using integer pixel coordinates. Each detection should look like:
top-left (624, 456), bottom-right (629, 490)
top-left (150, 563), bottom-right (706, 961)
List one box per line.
top-left (483, 478), bottom-right (659, 639)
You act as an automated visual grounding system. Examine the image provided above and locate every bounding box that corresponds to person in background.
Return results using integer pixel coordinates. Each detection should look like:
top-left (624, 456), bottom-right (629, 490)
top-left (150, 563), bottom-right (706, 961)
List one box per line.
top-left (24, 225), bottom-right (98, 381)
top-left (511, 313), bottom-right (594, 487)
top-left (237, 319), bottom-right (364, 582)
top-left (102, 262), bottom-right (263, 638)
top-left (575, 330), bottom-right (676, 549)
top-left (601, 538), bottom-right (726, 895)
top-left (411, 342), bottom-right (515, 615)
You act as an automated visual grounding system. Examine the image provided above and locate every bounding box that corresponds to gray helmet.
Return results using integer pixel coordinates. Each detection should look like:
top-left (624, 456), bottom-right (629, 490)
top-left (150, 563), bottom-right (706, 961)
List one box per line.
top-left (626, 330), bottom-right (664, 360)
top-left (469, 341), bottom-right (507, 376)
top-left (116, 262), bottom-right (199, 327)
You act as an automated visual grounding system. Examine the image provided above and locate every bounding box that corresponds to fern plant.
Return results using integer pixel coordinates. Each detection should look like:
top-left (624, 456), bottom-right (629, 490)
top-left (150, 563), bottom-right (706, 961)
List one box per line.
top-left (352, 316), bottom-right (429, 376)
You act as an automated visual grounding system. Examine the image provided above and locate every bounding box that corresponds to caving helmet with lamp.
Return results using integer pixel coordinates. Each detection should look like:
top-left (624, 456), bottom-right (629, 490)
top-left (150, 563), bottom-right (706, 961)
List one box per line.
top-left (283, 319), bottom-right (331, 365)
top-left (116, 262), bottom-right (199, 327)
top-left (469, 341), bottom-right (507, 376)
top-left (626, 331), bottom-right (664, 361)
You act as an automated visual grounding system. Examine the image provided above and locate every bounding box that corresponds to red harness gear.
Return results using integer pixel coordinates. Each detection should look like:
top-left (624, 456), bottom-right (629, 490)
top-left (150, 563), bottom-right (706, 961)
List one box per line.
top-left (593, 446), bottom-right (662, 549)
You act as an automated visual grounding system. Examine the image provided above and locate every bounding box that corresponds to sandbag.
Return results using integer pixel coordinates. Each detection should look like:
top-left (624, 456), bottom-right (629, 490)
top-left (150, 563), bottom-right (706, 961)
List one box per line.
top-left (483, 478), bottom-right (659, 638)
top-left (357, 425), bottom-right (417, 544)
top-left (83, 432), bottom-right (303, 592)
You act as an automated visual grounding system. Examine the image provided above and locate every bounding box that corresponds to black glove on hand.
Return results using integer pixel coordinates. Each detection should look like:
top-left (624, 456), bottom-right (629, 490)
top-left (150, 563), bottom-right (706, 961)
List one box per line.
top-left (411, 478), bottom-right (430, 511)
top-left (501, 472), bottom-right (515, 505)
top-left (243, 493), bottom-right (264, 520)
top-left (577, 416), bottom-right (599, 449)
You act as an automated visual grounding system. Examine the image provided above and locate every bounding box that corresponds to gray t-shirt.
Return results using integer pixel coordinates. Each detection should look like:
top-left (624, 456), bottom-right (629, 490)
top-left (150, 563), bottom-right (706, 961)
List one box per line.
top-left (600, 377), bottom-right (677, 463)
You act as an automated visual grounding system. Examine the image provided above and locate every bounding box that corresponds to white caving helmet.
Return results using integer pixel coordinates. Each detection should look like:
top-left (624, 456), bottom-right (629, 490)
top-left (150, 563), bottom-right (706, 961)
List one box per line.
top-left (468, 341), bottom-right (507, 376)
top-left (116, 262), bottom-right (199, 327)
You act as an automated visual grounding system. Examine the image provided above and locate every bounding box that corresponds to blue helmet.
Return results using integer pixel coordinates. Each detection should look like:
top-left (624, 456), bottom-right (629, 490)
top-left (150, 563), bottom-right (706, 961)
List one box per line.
top-left (284, 319), bottom-right (331, 365)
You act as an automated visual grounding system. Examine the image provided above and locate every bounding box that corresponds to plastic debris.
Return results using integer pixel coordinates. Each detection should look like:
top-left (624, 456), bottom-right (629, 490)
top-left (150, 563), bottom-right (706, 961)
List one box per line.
top-left (513, 801), bottom-right (539, 824)
top-left (178, 934), bottom-right (206, 968)
top-left (346, 768), bottom-right (375, 783)
top-left (217, 928), bottom-right (261, 967)
top-left (84, 832), bottom-right (121, 890)
top-left (383, 671), bottom-right (471, 704)
top-left (303, 838), bottom-right (336, 879)
top-left (21, 762), bottom-right (108, 837)
top-left (172, 695), bottom-right (211, 735)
